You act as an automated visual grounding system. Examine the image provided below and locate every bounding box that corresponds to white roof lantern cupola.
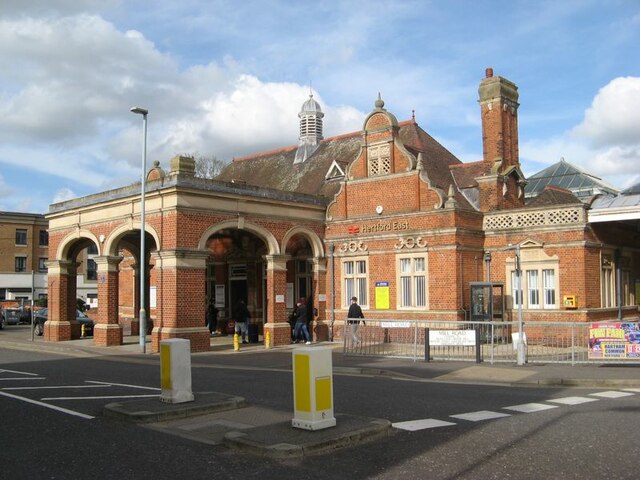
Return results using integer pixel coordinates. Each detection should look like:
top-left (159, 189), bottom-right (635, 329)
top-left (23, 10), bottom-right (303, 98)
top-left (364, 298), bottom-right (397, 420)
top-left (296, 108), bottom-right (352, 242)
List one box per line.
top-left (294, 93), bottom-right (324, 164)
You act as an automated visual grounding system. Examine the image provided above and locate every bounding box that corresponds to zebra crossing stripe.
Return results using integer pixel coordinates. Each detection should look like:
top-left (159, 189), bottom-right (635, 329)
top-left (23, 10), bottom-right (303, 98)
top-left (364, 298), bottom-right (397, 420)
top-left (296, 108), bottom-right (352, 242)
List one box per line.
top-left (547, 396), bottom-right (599, 406)
top-left (590, 391), bottom-right (635, 399)
top-left (392, 419), bottom-right (457, 431)
top-left (503, 402), bottom-right (558, 413)
top-left (450, 410), bottom-right (511, 422)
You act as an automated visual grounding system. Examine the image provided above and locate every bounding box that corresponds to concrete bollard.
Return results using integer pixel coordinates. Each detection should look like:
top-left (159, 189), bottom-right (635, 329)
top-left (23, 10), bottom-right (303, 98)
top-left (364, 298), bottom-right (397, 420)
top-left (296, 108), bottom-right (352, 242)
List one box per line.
top-left (291, 346), bottom-right (336, 431)
top-left (160, 338), bottom-right (194, 404)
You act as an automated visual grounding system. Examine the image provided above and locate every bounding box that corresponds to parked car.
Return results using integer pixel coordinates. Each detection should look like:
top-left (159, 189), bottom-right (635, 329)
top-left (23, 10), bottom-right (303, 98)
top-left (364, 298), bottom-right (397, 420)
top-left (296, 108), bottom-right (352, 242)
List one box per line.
top-left (33, 309), bottom-right (94, 337)
top-left (4, 307), bottom-right (31, 325)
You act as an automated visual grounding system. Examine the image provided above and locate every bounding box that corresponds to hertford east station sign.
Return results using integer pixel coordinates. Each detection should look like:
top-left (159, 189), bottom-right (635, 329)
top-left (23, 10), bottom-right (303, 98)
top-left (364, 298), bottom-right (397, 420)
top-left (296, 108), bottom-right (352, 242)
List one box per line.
top-left (348, 221), bottom-right (409, 235)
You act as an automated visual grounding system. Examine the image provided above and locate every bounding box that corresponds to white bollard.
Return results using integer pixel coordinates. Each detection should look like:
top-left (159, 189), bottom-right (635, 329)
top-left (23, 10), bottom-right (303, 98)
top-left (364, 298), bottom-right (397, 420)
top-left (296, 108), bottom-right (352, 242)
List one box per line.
top-left (160, 338), bottom-right (195, 404)
top-left (292, 346), bottom-right (336, 431)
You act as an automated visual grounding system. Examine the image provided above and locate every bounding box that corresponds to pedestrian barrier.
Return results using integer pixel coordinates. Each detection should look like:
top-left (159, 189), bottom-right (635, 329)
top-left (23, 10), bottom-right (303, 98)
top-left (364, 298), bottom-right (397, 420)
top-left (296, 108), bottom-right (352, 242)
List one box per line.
top-left (342, 319), bottom-right (640, 365)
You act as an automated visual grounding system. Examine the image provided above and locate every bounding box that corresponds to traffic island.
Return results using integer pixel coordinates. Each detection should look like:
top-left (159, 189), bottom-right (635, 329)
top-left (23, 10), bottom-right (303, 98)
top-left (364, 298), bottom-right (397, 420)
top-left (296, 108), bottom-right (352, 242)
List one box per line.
top-left (104, 391), bottom-right (246, 423)
top-left (223, 414), bottom-right (392, 458)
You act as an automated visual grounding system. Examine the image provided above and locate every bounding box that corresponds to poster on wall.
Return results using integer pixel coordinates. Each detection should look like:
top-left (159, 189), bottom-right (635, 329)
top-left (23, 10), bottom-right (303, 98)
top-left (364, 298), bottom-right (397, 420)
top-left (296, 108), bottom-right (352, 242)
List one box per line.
top-left (588, 322), bottom-right (640, 359)
top-left (375, 282), bottom-right (390, 310)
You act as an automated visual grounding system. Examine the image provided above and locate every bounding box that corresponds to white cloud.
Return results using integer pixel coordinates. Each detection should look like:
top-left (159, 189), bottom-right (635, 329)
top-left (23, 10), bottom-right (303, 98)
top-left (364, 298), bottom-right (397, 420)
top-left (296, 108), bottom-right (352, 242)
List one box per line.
top-left (521, 76), bottom-right (640, 191)
top-left (53, 187), bottom-right (78, 204)
top-left (573, 77), bottom-right (640, 147)
top-left (0, 174), bottom-right (12, 198)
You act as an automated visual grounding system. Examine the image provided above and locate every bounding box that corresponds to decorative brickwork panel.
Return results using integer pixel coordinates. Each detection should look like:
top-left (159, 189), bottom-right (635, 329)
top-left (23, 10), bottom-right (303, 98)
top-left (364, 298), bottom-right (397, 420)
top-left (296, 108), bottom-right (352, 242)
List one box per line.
top-left (484, 207), bottom-right (584, 231)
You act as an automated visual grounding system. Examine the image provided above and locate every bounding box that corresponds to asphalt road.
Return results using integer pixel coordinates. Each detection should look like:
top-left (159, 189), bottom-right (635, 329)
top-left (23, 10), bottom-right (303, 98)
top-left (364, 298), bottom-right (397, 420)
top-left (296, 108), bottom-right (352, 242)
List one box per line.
top-left (1, 345), bottom-right (638, 479)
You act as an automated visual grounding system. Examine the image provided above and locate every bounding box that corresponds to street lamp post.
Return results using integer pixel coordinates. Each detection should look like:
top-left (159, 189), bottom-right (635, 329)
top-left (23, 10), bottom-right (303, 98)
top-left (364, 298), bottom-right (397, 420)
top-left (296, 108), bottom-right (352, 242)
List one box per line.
top-left (513, 244), bottom-right (525, 365)
top-left (130, 106), bottom-right (148, 353)
top-left (504, 243), bottom-right (526, 365)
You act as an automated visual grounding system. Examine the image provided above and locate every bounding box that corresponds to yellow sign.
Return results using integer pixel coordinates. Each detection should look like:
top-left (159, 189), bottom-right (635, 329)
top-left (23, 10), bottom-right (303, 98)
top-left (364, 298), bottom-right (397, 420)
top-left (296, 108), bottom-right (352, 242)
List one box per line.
top-left (562, 295), bottom-right (577, 309)
top-left (375, 282), bottom-right (390, 309)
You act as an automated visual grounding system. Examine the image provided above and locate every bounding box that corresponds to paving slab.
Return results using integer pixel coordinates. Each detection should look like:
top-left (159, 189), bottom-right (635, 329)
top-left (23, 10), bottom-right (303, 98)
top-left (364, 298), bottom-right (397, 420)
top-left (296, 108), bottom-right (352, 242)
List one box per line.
top-left (223, 413), bottom-right (392, 458)
top-left (103, 391), bottom-right (246, 423)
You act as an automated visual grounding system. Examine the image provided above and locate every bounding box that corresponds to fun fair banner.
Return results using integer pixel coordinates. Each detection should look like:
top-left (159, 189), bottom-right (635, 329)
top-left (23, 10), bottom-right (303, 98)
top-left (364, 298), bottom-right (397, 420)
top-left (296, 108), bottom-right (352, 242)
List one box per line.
top-left (588, 322), bottom-right (640, 359)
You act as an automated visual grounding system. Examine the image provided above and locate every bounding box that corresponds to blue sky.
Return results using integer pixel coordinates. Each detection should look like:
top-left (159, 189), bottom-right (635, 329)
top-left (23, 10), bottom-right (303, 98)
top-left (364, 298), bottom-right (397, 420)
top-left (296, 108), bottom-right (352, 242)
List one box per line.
top-left (1, 0), bottom-right (639, 213)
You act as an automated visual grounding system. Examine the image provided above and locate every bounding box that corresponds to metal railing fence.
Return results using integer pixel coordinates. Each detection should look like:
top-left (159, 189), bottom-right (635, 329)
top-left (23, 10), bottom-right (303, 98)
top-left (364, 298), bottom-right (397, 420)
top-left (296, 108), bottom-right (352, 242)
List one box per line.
top-left (342, 319), bottom-right (640, 365)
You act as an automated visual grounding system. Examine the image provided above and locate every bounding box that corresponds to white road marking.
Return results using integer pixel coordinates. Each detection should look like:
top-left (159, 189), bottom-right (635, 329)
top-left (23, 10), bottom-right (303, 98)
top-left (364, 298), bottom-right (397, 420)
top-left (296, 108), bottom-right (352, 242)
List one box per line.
top-left (3, 385), bottom-right (110, 391)
top-left (503, 403), bottom-right (559, 413)
top-left (623, 388), bottom-right (640, 393)
top-left (590, 391), bottom-right (635, 399)
top-left (547, 396), bottom-right (600, 406)
top-left (42, 394), bottom-right (159, 401)
top-left (0, 391), bottom-right (94, 419)
top-left (86, 380), bottom-right (160, 391)
top-left (392, 419), bottom-right (457, 431)
top-left (0, 369), bottom-right (40, 376)
top-left (0, 377), bottom-right (45, 382)
top-left (450, 410), bottom-right (511, 422)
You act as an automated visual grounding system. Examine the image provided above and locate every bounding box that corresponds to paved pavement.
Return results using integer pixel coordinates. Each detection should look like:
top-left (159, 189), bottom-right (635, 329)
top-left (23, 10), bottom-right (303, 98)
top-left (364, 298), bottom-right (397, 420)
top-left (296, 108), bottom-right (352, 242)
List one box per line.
top-left (2, 325), bottom-right (639, 457)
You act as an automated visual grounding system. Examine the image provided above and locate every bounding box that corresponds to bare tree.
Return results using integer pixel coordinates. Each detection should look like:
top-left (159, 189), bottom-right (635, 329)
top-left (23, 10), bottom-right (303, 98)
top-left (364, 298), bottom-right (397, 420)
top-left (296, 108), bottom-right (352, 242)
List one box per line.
top-left (188, 153), bottom-right (228, 179)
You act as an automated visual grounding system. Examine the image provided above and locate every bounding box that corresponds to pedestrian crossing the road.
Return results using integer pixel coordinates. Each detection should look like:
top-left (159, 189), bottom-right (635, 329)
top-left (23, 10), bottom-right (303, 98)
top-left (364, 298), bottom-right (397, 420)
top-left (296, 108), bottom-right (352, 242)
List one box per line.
top-left (392, 389), bottom-right (638, 432)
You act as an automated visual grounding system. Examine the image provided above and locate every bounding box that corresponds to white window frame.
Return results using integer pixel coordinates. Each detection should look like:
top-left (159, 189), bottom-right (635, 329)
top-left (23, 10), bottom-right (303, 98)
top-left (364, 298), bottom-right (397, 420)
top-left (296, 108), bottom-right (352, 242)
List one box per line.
top-left (526, 270), bottom-right (540, 309)
top-left (542, 269), bottom-right (556, 308)
top-left (601, 255), bottom-right (614, 308)
top-left (506, 251), bottom-right (558, 310)
top-left (397, 254), bottom-right (428, 309)
top-left (342, 257), bottom-right (368, 308)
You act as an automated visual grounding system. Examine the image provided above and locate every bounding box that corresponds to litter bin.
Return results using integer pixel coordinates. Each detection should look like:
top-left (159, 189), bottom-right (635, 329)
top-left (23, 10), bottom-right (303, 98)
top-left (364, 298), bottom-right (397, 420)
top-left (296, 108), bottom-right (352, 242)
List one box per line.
top-left (248, 323), bottom-right (259, 343)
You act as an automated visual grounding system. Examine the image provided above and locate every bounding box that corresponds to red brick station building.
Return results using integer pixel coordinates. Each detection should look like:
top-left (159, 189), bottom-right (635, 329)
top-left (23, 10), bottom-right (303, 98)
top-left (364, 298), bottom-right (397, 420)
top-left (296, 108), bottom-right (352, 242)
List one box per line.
top-left (44, 69), bottom-right (639, 352)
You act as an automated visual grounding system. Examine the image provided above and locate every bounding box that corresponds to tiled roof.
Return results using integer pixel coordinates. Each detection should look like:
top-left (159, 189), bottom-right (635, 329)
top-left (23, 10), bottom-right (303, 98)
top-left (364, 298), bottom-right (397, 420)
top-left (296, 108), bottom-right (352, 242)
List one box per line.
top-left (525, 185), bottom-right (581, 207)
top-left (216, 120), bottom-right (470, 205)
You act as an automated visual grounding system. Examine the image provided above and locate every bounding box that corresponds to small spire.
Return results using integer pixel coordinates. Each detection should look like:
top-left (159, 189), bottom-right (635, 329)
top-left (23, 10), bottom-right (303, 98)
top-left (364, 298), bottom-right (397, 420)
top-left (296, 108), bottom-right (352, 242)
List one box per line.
top-left (416, 152), bottom-right (424, 171)
top-left (375, 92), bottom-right (385, 109)
top-left (445, 184), bottom-right (458, 208)
top-left (412, 109), bottom-right (416, 122)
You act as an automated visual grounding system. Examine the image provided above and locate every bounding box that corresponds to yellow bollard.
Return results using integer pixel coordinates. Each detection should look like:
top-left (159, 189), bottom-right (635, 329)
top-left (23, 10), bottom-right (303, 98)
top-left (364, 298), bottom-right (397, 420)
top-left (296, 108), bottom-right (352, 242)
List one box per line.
top-left (233, 333), bottom-right (240, 351)
top-left (81, 324), bottom-right (86, 338)
top-left (264, 329), bottom-right (271, 349)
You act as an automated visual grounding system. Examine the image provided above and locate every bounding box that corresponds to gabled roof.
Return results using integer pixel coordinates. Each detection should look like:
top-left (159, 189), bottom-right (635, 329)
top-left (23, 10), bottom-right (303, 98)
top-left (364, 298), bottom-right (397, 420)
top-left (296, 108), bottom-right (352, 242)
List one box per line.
top-left (215, 132), bottom-right (361, 199)
top-left (525, 159), bottom-right (618, 199)
top-left (216, 120), bottom-right (470, 206)
top-left (525, 185), bottom-right (582, 207)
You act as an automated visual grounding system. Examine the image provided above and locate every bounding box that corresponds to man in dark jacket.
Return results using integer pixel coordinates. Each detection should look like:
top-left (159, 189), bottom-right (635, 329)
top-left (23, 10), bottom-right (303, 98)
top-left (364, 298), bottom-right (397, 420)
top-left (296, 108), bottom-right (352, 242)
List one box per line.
top-left (347, 296), bottom-right (365, 345)
top-left (234, 301), bottom-right (250, 344)
top-left (293, 298), bottom-right (311, 344)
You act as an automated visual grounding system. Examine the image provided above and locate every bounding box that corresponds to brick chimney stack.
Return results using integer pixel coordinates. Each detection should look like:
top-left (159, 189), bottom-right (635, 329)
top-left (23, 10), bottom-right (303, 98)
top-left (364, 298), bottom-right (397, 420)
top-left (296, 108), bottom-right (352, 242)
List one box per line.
top-left (476, 69), bottom-right (524, 212)
top-left (478, 67), bottom-right (519, 170)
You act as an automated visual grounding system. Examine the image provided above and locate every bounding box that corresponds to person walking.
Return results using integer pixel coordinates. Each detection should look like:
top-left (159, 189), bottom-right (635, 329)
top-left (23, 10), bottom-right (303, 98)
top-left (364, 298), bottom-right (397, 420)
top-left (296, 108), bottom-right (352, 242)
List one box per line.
top-left (293, 298), bottom-right (311, 344)
top-left (206, 303), bottom-right (218, 335)
top-left (234, 300), bottom-right (250, 344)
top-left (347, 296), bottom-right (365, 345)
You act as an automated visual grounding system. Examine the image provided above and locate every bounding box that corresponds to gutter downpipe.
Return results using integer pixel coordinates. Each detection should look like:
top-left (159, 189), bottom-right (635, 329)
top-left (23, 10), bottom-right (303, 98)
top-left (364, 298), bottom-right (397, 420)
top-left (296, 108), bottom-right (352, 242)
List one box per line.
top-left (329, 242), bottom-right (335, 341)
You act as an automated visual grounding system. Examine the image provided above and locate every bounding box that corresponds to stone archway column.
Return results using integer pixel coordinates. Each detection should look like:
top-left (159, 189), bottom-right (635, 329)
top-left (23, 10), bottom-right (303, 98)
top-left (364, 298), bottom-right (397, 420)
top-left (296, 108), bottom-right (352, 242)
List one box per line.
top-left (151, 249), bottom-right (210, 353)
top-left (310, 257), bottom-right (329, 342)
top-left (93, 256), bottom-right (124, 346)
top-left (263, 254), bottom-right (290, 347)
top-left (44, 260), bottom-right (76, 342)
top-left (130, 261), bottom-right (153, 336)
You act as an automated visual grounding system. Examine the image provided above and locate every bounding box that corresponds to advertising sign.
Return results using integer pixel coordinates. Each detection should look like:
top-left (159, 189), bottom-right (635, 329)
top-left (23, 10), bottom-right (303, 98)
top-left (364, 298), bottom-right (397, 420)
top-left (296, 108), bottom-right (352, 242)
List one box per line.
top-left (375, 282), bottom-right (390, 310)
top-left (588, 322), bottom-right (640, 359)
